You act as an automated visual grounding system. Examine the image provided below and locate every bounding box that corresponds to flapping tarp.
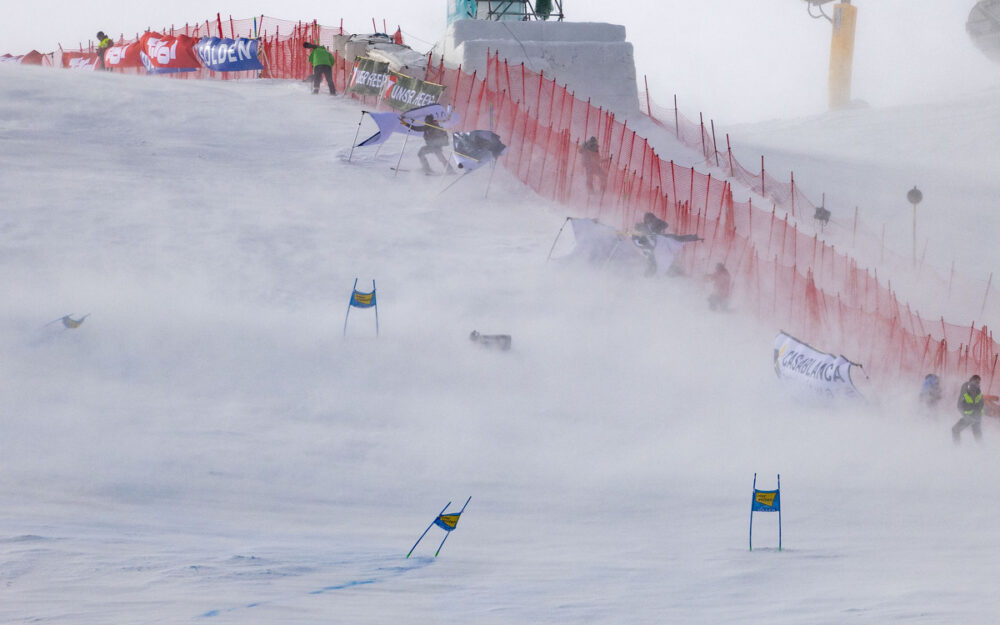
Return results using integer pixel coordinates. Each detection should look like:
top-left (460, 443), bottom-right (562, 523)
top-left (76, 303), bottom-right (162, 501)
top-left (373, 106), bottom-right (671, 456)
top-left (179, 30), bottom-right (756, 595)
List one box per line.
top-left (555, 217), bottom-right (699, 277)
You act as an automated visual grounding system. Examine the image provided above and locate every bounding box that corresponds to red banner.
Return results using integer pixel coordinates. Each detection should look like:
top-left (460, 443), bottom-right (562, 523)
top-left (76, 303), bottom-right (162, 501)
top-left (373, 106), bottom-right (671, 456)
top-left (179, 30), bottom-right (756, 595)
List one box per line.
top-left (105, 42), bottom-right (143, 68)
top-left (1, 51), bottom-right (45, 65)
top-left (61, 51), bottom-right (98, 70)
top-left (138, 32), bottom-right (200, 73)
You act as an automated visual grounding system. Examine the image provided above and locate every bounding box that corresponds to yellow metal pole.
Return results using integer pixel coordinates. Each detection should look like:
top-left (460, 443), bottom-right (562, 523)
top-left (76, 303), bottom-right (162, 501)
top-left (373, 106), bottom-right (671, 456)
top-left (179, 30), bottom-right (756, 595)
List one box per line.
top-left (828, 2), bottom-right (858, 110)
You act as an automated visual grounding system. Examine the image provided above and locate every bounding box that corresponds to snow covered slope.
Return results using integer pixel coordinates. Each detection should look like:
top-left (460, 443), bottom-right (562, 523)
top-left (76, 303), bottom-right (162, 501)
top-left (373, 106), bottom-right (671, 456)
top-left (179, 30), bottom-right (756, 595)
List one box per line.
top-left (3, 63), bottom-right (1000, 624)
top-left (729, 89), bottom-right (1000, 325)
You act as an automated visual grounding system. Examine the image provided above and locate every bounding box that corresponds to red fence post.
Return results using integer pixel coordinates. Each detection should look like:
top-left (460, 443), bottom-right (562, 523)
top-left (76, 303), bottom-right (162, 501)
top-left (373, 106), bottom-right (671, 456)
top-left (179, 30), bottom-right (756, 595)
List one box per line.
top-left (710, 119), bottom-right (720, 167)
top-left (790, 172), bottom-right (796, 218)
top-left (726, 134), bottom-right (734, 178)
top-left (699, 112), bottom-right (707, 159)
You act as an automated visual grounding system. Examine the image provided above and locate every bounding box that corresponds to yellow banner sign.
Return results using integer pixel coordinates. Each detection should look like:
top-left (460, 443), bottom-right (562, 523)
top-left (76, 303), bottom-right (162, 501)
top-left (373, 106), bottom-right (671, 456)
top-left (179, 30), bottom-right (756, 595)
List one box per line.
top-left (755, 492), bottom-right (776, 507)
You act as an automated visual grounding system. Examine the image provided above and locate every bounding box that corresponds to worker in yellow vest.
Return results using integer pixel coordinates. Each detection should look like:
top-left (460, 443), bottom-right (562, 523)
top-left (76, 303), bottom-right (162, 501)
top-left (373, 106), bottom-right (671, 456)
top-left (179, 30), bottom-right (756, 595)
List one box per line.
top-left (96, 31), bottom-right (113, 71)
top-left (952, 374), bottom-right (985, 443)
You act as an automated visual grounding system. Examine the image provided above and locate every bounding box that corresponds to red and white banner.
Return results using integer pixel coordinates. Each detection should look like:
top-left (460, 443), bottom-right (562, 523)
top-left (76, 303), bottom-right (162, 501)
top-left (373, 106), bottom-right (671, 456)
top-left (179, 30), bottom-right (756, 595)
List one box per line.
top-left (61, 51), bottom-right (98, 70)
top-left (138, 32), bottom-right (200, 73)
top-left (1, 51), bottom-right (46, 65)
top-left (105, 42), bottom-right (143, 69)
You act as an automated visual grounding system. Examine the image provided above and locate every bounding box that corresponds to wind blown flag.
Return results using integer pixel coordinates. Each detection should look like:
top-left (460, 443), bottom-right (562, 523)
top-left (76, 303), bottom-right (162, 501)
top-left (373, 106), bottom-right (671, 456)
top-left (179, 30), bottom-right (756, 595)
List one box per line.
top-left (343, 279), bottom-right (379, 337)
top-left (62, 314), bottom-right (90, 329)
top-left (350, 289), bottom-right (376, 308)
top-left (452, 130), bottom-right (507, 172)
top-left (407, 497), bottom-right (471, 558)
top-left (749, 474), bottom-right (781, 551)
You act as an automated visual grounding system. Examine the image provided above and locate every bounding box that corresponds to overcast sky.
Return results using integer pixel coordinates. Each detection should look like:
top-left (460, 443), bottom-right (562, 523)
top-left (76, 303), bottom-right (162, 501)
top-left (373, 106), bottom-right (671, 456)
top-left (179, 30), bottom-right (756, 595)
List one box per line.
top-left (3, 1), bottom-right (998, 122)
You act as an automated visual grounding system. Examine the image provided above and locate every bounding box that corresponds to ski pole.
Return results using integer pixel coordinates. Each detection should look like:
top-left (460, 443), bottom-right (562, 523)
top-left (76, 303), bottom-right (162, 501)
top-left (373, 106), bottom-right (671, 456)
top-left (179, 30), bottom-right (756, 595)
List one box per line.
top-left (545, 217), bottom-right (571, 262)
top-left (348, 111), bottom-right (366, 162)
top-left (394, 127), bottom-right (413, 177)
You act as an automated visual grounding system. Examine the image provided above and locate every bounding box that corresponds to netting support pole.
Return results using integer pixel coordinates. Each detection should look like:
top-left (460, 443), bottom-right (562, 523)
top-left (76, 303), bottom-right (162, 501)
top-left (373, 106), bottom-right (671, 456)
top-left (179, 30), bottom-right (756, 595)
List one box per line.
top-left (674, 94), bottom-right (680, 140)
top-left (981, 272), bottom-right (994, 319)
top-left (710, 119), bottom-right (720, 167)
top-left (726, 134), bottom-right (734, 178)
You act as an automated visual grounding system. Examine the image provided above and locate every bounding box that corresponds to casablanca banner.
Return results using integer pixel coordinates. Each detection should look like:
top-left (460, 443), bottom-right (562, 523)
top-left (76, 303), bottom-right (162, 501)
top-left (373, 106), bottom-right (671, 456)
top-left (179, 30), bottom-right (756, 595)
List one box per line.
top-left (773, 332), bottom-right (863, 401)
top-left (138, 32), bottom-right (200, 74)
top-left (104, 42), bottom-right (143, 69)
top-left (194, 37), bottom-right (262, 72)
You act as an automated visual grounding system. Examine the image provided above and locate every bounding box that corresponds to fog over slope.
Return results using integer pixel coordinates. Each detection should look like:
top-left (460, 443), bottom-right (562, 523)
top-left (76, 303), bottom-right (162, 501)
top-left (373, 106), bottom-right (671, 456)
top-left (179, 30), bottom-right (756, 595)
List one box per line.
top-left (2, 63), bottom-right (1000, 624)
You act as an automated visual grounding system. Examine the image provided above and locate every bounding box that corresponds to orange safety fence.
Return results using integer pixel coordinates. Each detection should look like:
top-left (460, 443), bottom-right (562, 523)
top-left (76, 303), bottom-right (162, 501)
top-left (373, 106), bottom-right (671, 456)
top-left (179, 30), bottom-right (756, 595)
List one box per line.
top-left (426, 51), bottom-right (997, 394)
top-left (642, 89), bottom-right (997, 337)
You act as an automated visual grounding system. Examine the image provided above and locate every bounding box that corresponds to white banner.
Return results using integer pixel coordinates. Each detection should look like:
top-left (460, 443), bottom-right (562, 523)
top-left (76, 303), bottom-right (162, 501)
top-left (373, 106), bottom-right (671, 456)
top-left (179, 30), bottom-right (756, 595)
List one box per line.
top-left (773, 332), bottom-right (863, 401)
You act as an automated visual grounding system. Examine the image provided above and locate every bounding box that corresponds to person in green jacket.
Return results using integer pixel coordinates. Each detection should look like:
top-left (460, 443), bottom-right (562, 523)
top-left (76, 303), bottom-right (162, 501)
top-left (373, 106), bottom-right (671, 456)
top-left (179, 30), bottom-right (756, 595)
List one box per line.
top-left (303, 42), bottom-right (336, 95)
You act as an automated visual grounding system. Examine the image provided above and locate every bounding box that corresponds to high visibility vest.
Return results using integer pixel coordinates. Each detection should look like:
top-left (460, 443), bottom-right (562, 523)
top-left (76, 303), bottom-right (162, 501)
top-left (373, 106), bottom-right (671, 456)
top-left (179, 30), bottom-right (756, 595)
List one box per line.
top-left (99, 37), bottom-right (112, 50)
top-left (963, 391), bottom-right (983, 415)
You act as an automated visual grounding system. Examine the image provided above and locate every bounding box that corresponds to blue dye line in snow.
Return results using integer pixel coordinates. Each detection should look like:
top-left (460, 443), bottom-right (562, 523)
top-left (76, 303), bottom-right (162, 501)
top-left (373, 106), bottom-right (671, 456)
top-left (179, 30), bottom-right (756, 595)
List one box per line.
top-left (199, 562), bottom-right (429, 619)
top-left (309, 579), bottom-right (375, 594)
top-left (200, 579), bottom-right (376, 617)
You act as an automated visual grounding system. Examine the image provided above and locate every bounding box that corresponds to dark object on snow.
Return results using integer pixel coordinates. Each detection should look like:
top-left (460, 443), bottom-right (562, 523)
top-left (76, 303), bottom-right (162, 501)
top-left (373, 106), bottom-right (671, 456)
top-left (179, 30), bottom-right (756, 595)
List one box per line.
top-left (707, 263), bottom-right (732, 311)
top-left (470, 330), bottom-right (511, 351)
top-left (814, 205), bottom-right (831, 226)
top-left (452, 130), bottom-right (507, 172)
top-left (919, 373), bottom-right (942, 409)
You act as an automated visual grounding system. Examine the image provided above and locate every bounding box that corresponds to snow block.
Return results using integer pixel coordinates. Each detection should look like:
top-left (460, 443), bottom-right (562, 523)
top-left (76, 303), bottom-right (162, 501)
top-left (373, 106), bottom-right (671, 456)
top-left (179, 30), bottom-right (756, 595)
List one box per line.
top-left (435, 21), bottom-right (640, 117)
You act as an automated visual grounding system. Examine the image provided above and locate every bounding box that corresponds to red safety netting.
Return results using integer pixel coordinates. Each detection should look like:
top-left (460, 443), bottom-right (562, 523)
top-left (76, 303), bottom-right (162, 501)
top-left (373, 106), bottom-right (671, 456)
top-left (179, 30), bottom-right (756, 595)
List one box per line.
top-left (425, 51), bottom-right (998, 394)
top-left (45, 21), bottom-right (998, 395)
top-left (642, 90), bottom-right (997, 334)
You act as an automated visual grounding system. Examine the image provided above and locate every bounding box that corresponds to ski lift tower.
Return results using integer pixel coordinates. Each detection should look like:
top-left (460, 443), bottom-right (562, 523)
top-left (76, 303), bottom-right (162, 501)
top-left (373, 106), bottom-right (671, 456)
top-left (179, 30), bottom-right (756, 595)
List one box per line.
top-left (803, 0), bottom-right (858, 110)
top-left (448, 0), bottom-right (564, 24)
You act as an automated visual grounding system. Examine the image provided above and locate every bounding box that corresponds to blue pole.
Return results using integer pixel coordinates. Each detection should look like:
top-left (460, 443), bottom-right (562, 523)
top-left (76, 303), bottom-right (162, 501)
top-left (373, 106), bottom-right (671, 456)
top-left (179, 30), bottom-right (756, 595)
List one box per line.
top-left (435, 497), bottom-right (470, 557)
top-left (372, 280), bottom-right (379, 337)
top-left (777, 474), bottom-right (782, 551)
top-left (407, 501), bottom-right (451, 558)
top-left (434, 530), bottom-right (451, 557)
top-left (343, 278), bottom-right (358, 337)
top-left (749, 473), bottom-right (756, 551)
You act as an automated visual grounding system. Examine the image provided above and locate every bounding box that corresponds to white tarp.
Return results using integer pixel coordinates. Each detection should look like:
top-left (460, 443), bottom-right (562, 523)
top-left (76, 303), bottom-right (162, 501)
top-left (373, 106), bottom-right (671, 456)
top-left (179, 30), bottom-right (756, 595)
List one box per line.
top-left (773, 332), bottom-right (863, 401)
top-left (557, 217), bottom-right (697, 277)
